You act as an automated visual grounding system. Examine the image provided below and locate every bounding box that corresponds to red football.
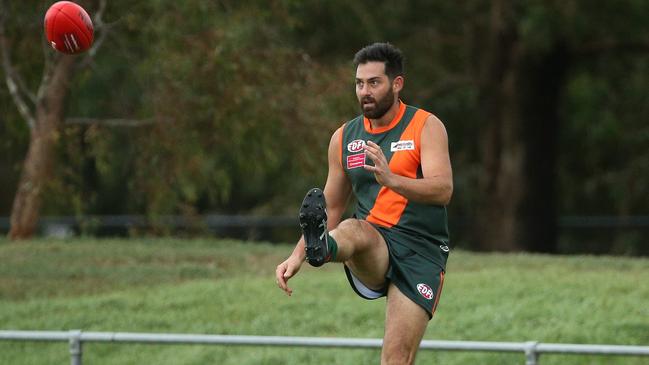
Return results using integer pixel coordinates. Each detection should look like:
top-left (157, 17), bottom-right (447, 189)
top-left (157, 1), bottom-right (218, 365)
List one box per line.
top-left (44, 1), bottom-right (94, 54)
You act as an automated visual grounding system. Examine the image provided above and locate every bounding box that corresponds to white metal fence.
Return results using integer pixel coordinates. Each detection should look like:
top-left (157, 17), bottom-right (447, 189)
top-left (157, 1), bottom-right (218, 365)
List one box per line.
top-left (1, 330), bottom-right (648, 365)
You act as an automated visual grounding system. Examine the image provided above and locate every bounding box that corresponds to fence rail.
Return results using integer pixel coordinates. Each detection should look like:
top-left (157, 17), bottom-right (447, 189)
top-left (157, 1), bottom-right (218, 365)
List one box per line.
top-left (2, 330), bottom-right (648, 365)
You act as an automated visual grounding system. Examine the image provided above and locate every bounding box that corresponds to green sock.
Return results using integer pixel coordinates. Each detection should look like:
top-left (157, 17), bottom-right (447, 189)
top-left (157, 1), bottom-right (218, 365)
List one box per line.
top-left (327, 233), bottom-right (338, 262)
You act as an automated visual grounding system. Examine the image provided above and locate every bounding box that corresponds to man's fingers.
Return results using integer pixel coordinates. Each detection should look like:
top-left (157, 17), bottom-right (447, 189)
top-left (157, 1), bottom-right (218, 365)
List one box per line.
top-left (364, 149), bottom-right (381, 166)
top-left (364, 149), bottom-right (386, 170)
top-left (364, 148), bottom-right (378, 160)
top-left (364, 143), bottom-right (379, 153)
top-left (279, 276), bottom-right (292, 296)
top-left (275, 264), bottom-right (293, 296)
top-left (275, 265), bottom-right (287, 288)
top-left (364, 143), bottom-right (385, 163)
top-left (284, 266), bottom-right (293, 278)
top-left (283, 267), bottom-right (294, 295)
top-left (363, 164), bottom-right (378, 172)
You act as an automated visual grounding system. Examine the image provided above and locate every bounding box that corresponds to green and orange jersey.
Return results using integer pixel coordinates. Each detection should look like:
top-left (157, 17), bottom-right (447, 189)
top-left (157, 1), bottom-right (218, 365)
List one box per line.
top-left (339, 101), bottom-right (449, 264)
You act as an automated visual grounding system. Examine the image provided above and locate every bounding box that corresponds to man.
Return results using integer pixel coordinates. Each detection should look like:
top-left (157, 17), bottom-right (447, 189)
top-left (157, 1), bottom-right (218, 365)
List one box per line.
top-left (275, 42), bottom-right (453, 365)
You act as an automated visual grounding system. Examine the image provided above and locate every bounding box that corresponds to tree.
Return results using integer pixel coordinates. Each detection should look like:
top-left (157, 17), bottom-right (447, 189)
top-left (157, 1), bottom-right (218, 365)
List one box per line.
top-left (2, 1), bottom-right (647, 251)
top-left (471, 1), bottom-right (567, 252)
top-left (472, 0), bottom-right (649, 252)
top-left (287, 0), bottom-right (649, 253)
top-left (0, 0), bottom-right (107, 239)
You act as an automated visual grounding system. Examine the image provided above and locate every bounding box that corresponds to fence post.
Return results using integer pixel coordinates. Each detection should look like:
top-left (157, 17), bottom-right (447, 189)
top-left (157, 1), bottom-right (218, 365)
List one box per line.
top-left (524, 341), bottom-right (539, 365)
top-left (69, 330), bottom-right (82, 365)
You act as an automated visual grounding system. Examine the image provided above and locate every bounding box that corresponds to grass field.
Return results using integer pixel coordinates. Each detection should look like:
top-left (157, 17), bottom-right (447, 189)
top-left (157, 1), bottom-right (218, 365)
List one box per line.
top-left (1, 238), bottom-right (648, 364)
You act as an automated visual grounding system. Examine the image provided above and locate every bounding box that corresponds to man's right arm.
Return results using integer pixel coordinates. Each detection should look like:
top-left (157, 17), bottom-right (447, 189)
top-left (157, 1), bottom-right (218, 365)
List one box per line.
top-left (288, 125), bottom-right (350, 256)
top-left (323, 125), bottom-right (352, 229)
top-left (276, 126), bottom-right (351, 295)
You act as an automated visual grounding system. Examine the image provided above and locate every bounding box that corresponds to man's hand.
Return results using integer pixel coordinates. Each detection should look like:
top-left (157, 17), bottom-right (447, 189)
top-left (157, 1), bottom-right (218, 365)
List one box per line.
top-left (275, 255), bottom-right (304, 296)
top-left (363, 140), bottom-right (394, 187)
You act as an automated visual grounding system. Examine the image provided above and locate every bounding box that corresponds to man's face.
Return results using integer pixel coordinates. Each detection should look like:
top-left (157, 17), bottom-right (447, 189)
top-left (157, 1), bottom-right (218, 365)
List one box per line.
top-left (355, 62), bottom-right (396, 119)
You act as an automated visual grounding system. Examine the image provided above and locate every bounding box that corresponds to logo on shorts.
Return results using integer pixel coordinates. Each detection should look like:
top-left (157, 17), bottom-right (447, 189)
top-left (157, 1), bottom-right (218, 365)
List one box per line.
top-left (439, 245), bottom-right (449, 253)
top-left (347, 139), bottom-right (366, 153)
top-left (417, 283), bottom-right (434, 300)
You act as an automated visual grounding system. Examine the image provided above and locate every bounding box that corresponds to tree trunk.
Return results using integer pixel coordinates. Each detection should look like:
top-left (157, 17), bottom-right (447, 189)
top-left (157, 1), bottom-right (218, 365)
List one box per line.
top-left (474, 1), bottom-right (567, 252)
top-left (476, 49), bottom-right (566, 252)
top-left (477, 59), bottom-right (527, 251)
top-left (517, 46), bottom-right (567, 253)
top-left (474, 0), bottom-right (526, 251)
top-left (8, 55), bottom-right (76, 240)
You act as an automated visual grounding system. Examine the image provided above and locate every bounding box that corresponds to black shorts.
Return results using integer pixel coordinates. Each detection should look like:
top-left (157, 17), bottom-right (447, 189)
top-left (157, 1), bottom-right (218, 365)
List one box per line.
top-left (344, 226), bottom-right (447, 319)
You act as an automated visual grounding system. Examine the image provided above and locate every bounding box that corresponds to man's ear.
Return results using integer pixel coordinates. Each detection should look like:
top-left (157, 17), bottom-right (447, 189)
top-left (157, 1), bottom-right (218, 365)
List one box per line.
top-left (392, 75), bottom-right (404, 93)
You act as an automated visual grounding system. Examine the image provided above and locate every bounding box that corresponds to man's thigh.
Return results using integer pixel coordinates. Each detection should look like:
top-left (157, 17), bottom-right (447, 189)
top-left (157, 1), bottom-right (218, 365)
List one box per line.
top-left (382, 283), bottom-right (430, 365)
top-left (335, 219), bottom-right (389, 291)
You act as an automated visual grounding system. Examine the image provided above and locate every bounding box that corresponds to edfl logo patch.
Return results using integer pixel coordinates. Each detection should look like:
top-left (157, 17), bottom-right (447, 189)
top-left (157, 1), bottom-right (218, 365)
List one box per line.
top-left (417, 283), bottom-right (434, 300)
top-left (347, 139), bottom-right (366, 153)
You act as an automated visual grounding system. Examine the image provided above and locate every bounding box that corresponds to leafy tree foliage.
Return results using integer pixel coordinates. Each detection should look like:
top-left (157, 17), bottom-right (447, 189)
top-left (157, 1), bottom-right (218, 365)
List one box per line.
top-left (1, 1), bottom-right (648, 252)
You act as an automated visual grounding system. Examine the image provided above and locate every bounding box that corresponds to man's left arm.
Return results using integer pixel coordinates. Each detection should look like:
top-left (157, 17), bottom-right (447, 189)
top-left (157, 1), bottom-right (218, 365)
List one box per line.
top-left (363, 115), bottom-right (453, 205)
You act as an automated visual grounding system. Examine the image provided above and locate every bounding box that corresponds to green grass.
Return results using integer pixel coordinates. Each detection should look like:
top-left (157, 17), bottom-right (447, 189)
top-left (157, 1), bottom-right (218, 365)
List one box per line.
top-left (1, 238), bottom-right (648, 364)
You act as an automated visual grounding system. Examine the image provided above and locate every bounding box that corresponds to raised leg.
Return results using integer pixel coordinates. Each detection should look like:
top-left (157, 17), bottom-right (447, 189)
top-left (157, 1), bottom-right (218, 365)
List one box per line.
top-left (330, 218), bottom-right (389, 290)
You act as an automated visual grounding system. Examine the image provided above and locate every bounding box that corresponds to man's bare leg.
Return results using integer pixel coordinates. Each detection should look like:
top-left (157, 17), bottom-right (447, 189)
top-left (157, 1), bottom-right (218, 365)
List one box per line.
top-left (330, 218), bottom-right (389, 290)
top-left (381, 283), bottom-right (429, 365)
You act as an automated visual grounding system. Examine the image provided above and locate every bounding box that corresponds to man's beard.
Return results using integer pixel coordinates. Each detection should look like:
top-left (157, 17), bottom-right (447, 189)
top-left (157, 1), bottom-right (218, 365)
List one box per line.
top-left (360, 88), bottom-right (395, 119)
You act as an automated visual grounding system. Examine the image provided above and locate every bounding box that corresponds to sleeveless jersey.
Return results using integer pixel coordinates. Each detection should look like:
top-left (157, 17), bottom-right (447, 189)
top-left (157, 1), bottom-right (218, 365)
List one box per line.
top-left (339, 102), bottom-right (450, 263)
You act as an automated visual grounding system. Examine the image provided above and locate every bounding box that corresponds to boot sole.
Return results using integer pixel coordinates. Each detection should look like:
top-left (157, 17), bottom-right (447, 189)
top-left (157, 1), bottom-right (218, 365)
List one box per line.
top-left (299, 188), bottom-right (327, 267)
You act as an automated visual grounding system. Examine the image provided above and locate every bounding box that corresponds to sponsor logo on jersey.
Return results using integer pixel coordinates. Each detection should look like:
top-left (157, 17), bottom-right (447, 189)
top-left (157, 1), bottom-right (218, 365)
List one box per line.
top-left (347, 139), bottom-right (366, 153)
top-left (390, 140), bottom-right (415, 152)
top-left (347, 153), bottom-right (365, 169)
top-left (417, 283), bottom-right (434, 300)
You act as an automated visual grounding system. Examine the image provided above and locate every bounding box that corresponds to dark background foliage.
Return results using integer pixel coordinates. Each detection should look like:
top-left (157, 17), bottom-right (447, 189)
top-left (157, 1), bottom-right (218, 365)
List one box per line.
top-left (1, 0), bottom-right (648, 253)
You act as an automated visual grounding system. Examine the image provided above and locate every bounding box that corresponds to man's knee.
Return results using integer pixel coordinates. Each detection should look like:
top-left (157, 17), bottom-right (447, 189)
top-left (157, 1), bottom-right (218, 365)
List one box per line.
top-left (331, 218), bottom-right (366, 243)
top-left (335, 218), bottom-right (363, 235)
top-left (333, 218), bottom-right (384, 250)
top-left (331, 218), bottom-right (387, 266)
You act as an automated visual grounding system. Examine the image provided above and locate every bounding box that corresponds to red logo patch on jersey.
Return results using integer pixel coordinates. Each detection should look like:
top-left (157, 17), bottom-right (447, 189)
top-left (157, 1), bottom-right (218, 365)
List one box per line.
top-left (347, 139), bottom-right (366, 153)
top-left (346, 153), bottom-right (365, 169)
top-left (417, 283), bottom-right (434, 300)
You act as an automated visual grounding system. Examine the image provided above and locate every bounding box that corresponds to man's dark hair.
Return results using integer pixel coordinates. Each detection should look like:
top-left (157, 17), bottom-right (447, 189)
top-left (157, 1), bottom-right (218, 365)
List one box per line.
top-left (353, 42), bottom-right (404, 80)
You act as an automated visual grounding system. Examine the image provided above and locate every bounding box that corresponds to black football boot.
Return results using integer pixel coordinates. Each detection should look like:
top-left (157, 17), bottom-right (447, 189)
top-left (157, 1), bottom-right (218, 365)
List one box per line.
top-left (299, 188), bottom-right (329, 267)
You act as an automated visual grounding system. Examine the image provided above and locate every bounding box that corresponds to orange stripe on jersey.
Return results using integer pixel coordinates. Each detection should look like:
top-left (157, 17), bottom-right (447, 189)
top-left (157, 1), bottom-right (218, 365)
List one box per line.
top-left (337, 124), bottom-right (345, 167)
top-left (366, 109), bottom-right (431, 227)
top-left (432, 271), bottom-right (445, 315)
